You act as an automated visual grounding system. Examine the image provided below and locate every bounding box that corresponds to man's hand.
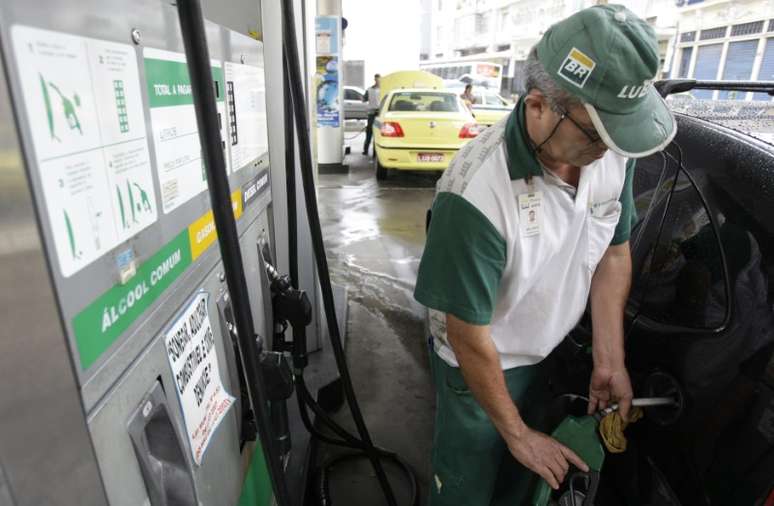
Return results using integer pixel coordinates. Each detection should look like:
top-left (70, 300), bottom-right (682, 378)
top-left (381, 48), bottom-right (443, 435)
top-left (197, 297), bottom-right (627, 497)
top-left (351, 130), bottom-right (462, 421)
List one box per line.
top-left (446, 314), bottom-right (589, 489)
top-left (587, 364), bottom-right (633, 420)
top-left (506, 427), bottom-right (589, 490)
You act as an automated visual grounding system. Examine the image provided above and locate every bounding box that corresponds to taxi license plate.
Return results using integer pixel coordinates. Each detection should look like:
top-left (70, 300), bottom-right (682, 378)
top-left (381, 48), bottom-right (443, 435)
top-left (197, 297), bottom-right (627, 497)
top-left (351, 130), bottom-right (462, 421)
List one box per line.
top-left (418, 152), bottom-right (444, 163)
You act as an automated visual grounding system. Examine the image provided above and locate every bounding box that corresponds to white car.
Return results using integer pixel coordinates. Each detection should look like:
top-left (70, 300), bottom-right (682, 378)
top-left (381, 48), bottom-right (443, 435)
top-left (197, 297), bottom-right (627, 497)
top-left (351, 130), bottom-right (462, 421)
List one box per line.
top-left (344, 85), bottom-right (369, 120)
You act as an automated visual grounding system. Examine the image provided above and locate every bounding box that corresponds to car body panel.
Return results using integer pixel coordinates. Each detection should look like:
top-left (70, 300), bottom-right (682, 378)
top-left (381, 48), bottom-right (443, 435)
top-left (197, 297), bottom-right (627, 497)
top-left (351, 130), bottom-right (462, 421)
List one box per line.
top-left (374, 146), bottom-right (458, 171)
top-left (378, 71), bottom-right (444, 100)
top-left (343, 85), bottom-right (368, 120)
top-left (472, 105), bottom-right (512, 126)
top-left (373, 88), bottom-right (477, 171)
top-left (446, 85), bottom-right (514, 126)
top-left (550, 112), bottom-right (774, 506)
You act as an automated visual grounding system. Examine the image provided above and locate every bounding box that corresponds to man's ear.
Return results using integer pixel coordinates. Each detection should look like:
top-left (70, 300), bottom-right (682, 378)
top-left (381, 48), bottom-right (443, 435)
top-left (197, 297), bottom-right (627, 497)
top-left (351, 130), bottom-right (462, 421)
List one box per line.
top-left (523, 90), bottom-right (548, 120)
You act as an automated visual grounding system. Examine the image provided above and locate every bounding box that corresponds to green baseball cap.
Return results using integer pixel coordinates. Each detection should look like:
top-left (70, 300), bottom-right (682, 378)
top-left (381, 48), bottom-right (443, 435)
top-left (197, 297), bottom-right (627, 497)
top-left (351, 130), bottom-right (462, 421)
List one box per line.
top-left (535, 4), bottom-right (676, 158)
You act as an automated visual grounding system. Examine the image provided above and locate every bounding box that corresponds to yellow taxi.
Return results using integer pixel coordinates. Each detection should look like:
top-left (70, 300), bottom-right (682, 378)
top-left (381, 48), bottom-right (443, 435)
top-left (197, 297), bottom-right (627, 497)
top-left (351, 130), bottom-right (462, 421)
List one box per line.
top-left (469, 90), bottom-right (514, 126)
top-left (450, 86), bottom-right (515, 126)
top-left (373, 71), bottom-right (480, 180)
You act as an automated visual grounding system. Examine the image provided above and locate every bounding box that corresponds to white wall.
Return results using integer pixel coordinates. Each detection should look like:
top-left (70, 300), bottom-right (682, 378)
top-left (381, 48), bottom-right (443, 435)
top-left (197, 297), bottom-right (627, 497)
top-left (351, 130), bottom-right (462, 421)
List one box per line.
top-left (342, 0), bottom-right (421, 79)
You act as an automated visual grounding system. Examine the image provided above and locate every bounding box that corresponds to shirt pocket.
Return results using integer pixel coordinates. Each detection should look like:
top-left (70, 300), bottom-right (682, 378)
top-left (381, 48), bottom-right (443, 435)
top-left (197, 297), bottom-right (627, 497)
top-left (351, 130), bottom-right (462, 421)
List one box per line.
top-left (586, 199), bottom-right (622, 273)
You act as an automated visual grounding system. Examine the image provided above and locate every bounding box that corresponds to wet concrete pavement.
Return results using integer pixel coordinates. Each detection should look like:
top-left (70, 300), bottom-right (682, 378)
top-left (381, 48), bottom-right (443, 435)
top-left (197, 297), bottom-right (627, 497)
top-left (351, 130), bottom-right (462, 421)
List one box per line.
top-left (315, 130), bottom-right (441, 505)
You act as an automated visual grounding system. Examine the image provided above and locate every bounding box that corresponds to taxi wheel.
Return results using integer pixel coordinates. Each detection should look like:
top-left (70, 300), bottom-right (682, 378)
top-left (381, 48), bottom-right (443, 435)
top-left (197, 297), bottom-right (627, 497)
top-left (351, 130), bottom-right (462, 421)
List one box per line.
top-left (375, 158), bottom-right (388, 180)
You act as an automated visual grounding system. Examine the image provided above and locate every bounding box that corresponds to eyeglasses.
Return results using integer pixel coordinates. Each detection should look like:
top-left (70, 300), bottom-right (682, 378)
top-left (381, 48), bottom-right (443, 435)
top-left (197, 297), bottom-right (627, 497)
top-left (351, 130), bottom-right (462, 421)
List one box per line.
top-left (557, 108), bottom-right (602, 145)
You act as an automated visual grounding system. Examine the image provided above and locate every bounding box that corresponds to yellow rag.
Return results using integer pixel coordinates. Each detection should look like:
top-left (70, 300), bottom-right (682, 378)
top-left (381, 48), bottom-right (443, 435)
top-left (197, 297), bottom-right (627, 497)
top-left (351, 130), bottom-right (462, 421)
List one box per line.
top-left (598, 407), bottom-right (643, 453)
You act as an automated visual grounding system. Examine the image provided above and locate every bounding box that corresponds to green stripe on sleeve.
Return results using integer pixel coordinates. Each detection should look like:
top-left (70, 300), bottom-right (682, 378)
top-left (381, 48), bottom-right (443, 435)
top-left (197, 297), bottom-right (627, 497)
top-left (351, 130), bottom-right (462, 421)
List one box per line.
top-left (611, 159), bottom-right (637, 245)
top-left (414, 192), bottom-right (507, 325)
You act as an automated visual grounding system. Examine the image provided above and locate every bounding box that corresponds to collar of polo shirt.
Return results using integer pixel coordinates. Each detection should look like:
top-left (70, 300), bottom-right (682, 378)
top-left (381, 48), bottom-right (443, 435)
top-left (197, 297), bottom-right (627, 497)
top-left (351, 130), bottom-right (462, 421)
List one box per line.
top-left (503, 97), bottom-right (545, 182)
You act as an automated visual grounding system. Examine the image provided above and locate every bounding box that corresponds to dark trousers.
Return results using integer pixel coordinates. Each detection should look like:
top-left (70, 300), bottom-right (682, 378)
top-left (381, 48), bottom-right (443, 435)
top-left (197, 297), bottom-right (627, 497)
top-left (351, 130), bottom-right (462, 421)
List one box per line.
top-left (363, 112), bottom-right (376, 154)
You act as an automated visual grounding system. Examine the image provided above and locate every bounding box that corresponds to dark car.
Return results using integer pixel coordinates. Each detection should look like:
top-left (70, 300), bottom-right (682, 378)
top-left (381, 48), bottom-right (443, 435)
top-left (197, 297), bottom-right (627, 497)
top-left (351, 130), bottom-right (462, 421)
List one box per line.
top-left (546, 80), bottom-right (774, 506)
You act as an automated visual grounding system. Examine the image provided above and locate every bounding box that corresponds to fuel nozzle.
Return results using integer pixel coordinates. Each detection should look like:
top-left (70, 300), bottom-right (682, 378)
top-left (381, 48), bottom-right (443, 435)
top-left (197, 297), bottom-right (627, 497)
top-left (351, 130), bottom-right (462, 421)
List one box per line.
top-left (266, 263), bottom-right (313, 371)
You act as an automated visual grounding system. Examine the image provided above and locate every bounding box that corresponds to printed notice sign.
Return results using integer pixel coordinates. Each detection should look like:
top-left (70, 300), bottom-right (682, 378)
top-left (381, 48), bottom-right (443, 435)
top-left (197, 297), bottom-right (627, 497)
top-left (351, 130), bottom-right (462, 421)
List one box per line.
top-left (164, 293), bottom-right (234, 465)
top-left (144, 48), bottom-right (229, 213)
top-left (224, 61), bottom-right (269, 171)
top-left (11, 25), bottom-right (158, 277)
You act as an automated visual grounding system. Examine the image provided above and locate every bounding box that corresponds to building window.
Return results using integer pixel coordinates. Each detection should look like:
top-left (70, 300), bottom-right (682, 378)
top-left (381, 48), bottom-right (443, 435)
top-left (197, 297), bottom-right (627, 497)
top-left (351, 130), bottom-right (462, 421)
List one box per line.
top-left (678, 47), bottom-right (693, 78)
top-left (475, 12), bottom-right (490, 35)
top-left (692, 43), bottom-right (723, 98)
top-left (731, 20), bottom-right (764, 37)
top-left (769, 19), bottom-right (774, 32)
top-left (460, 47), bottom-right (486, 56)
top-left (699, 26), bottom-right (727, 40)
top-left (754, 38), bottom-right (774, 101)
top-left (499, 7), bottom-right (510, 35)
top-left (496, 44), bottom-right (511, 52)
top-left (719, 40), bottom-right (758, 99)
top-left (680, 31), bottom-right (696, 42)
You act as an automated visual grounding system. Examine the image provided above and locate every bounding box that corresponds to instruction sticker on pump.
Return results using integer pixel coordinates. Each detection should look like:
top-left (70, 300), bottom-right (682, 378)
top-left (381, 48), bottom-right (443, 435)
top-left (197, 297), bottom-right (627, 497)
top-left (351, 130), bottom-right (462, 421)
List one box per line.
top-left (164, 292), bottom-right (234, 465)
top-left (144, 48), bottom-right (230, 213)
top-left (224, 60), bottom-right (269, 171)
top-left (10, 25), bottom-right (158, 277)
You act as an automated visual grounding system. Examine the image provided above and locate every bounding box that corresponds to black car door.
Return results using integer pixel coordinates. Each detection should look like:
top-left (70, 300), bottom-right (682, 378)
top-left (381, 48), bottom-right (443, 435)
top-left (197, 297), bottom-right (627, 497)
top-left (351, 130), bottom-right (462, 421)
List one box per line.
top-left (625, 114), bottom-right (774, 506)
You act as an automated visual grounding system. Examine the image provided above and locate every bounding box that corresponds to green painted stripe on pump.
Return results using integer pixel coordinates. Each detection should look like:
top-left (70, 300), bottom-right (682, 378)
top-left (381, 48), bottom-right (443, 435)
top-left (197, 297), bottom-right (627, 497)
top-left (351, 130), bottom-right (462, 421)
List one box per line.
top-left (238, 445), bottom-right (273, 506)
top-left (144, 57), bottom-right (225, 108)
top-left (72, 230), bottom-right (192, 369)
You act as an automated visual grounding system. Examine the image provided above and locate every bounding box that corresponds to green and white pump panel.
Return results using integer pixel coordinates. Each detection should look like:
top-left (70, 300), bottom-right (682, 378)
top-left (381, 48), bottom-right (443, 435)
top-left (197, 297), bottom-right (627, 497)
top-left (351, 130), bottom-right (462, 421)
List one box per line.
top-left (0, 0), bottom-right (279, 504)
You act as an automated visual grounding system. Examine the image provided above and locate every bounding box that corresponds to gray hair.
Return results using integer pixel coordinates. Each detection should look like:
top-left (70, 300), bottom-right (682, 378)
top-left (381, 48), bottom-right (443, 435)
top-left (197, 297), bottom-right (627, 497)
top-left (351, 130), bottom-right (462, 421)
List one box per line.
top-left (523, 47), bottom-right (582, 113)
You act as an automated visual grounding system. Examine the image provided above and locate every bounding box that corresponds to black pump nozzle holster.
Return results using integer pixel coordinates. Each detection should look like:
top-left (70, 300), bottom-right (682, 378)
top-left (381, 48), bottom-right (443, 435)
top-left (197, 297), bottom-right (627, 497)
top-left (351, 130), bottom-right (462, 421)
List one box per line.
top-left (268, 268), bottom-right (313, 371)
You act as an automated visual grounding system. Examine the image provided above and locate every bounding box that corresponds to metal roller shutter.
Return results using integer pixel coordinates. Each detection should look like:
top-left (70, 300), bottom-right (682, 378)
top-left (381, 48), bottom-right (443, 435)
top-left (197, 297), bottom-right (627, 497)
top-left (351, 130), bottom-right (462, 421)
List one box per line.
top-left (719, 40), bottom-right (758, 99)
top-left (754, 38), bottom-right (774, 101)
top-left (693, 43), bottom-right (723, 99)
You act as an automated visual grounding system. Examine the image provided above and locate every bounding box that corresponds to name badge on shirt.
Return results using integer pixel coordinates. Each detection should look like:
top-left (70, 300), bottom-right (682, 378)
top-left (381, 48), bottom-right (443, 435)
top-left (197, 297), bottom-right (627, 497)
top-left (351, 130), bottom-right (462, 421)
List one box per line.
top-left (518, 191), bottom-right (543, 237)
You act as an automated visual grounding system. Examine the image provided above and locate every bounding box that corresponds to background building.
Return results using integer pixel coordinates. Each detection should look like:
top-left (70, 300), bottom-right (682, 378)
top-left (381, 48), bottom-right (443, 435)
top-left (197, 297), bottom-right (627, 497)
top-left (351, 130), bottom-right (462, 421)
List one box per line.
top-left (671, 0), bottom-right (774, 100)
top-left (424, 0), bottom-right (680, 94)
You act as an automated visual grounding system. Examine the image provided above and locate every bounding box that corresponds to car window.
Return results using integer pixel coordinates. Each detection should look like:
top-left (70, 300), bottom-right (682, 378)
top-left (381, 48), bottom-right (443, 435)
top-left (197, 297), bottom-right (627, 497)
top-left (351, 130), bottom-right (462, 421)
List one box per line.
top-left (636, 170), bottom-right (728, 330)
top-left (631, 154), bottom-right (675, 231)
top-left (666, 93), bottom-right (774, 146)
top-left (388, 92), bottom-right (461, 112)
top-left (344, 89), bottom-right (362, 101)
top-left (484, 94), bottom-right (504, 106)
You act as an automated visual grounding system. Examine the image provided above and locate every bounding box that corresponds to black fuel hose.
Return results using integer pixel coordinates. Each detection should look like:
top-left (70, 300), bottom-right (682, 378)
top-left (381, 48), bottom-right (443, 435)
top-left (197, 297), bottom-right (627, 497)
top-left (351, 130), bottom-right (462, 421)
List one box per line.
top-left (282, 0), bottom-right (419, 506)
top-left (279, 44), bottom-right (413, 506)
top-left (294, 373), bottom-right (419, 505)
top-left (280, 1), bottom-right (404, 505)
top-left (175, 1), bottom-right (291, 505)
top-left (282, 46), bottom-right (299, 290)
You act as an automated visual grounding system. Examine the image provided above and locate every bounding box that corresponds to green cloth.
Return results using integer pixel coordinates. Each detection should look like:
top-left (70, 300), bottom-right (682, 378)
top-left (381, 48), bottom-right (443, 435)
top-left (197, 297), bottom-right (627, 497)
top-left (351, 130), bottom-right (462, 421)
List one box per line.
top-left (428, 348), bottom-right (549, 506)
top-left (414, 192), bottom-right (507, 325)
top-left (611, 158), bottom-right (637, 245)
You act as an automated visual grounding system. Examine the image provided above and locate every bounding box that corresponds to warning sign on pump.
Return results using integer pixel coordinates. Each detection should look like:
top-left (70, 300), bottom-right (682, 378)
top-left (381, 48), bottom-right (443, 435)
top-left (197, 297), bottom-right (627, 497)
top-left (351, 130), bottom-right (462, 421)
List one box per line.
top-left (10, 25), bottom-right (158, 277)
top-left (164, 292), bottom-right (234, 465)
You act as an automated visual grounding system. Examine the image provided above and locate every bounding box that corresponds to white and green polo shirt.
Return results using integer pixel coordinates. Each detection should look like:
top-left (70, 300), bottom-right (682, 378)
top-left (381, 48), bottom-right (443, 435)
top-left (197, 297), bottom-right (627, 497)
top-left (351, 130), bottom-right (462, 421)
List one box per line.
top-left (414, 97), bottom-right (636, 369)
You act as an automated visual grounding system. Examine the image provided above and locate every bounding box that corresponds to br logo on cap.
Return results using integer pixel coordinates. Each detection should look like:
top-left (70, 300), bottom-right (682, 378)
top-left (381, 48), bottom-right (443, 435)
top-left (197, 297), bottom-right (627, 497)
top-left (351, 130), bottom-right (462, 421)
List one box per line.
top-left (558, 47), bottom-right (596, 88)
